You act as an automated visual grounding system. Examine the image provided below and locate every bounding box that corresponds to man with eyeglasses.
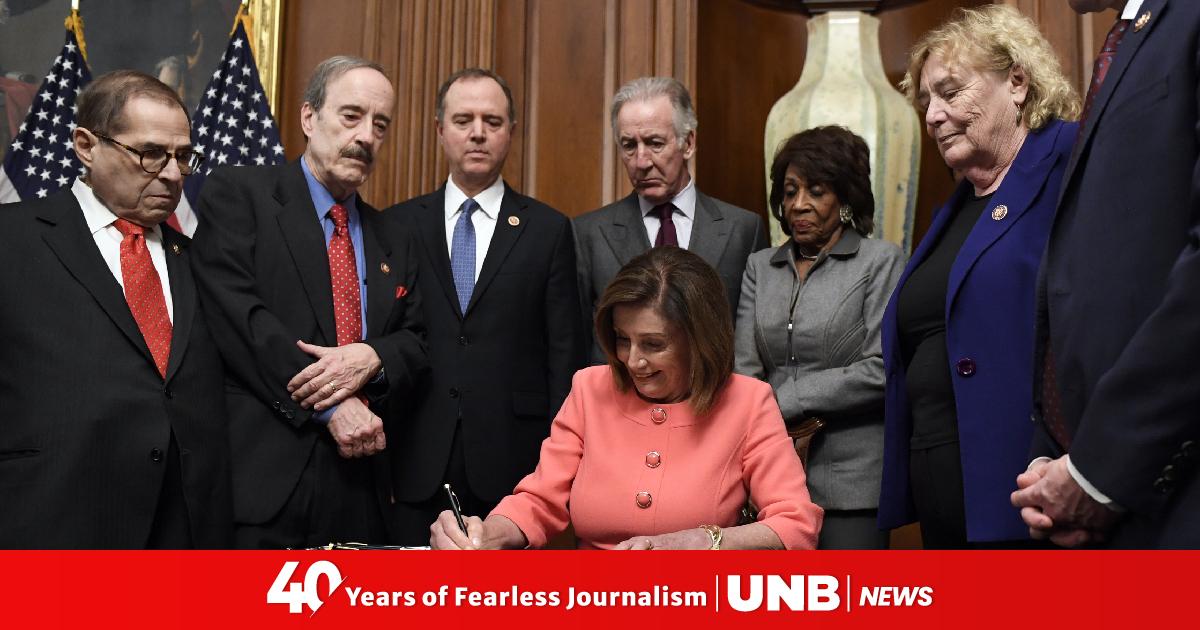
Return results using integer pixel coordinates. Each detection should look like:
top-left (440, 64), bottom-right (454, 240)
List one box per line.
top-left (0, 70), bottom-right (232, 548)
top-left (190, 56), bottom-right (427, 548)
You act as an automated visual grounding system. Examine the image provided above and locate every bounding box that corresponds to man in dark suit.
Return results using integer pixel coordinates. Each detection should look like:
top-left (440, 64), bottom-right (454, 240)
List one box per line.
top-left (190, 57), bottom-right (427, 548)
top-left (386, 68), bottom-right (585, 544)
top-left (574, 77), bottom-right (767, 363)
top-left (1011, 0), bottom-right (1200, 548)
top-left (0, 71), bottom-right (231, 548)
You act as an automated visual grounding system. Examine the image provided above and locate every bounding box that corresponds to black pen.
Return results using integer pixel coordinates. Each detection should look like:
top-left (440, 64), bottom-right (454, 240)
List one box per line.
top-left (444, 483), bottom-right (468, 534)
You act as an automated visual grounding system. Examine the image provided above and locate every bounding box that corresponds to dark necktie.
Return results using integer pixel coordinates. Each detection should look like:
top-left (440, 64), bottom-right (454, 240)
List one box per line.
top-left (327, 204), bottom-right (362, 346)
top-left (654, 203), bottom-right (678, 247)
top-left (451, 198), bottom-right (479, 314)
top-left (1080, 19), bottom-right (1130, 125)
top-left (1041, 18), bottom-right (1130, 450)
top-left (113, 218), bottom-right (172, 378)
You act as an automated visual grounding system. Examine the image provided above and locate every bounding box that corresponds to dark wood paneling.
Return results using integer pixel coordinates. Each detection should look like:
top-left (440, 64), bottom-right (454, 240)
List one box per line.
top-left (520, 0), bottom-right (610, 214)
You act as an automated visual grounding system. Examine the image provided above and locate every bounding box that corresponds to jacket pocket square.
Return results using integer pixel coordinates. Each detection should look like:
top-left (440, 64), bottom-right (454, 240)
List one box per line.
top-left (395, 285), bottom-right (408, 299)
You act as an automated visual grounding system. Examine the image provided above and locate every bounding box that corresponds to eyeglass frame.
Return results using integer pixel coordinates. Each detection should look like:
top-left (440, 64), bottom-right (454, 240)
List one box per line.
top-left (89, 129), bottom-right (206, 176)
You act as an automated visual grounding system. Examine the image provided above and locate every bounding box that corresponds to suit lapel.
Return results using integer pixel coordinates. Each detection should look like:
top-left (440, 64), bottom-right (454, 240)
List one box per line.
top-left (687, 191), bottom-right (731, 265)
top-left (273, 163), bottom-right (337, 345)
top-left (360, 207), bottom-right (395, 339)
top-left (37, 193), bottom-right (157, 372)
top-left (946, 123), bottom-right (1066, 315)
top-left (412, 188), bottom-right (462, 318)
top-left (1062, 0), bottom-right (1167, 191)
top-left (598, 194), bottom-right (651, 267)
top-left (161, 226), bottom-right (195, 382)
top-left (467, 184), bottom-right (526, 315)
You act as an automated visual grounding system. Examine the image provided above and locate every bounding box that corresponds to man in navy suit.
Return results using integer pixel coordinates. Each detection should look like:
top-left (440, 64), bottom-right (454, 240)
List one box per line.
top-left (1012, 0), bottom-right (1200, 548)
top-left (386, 68), bottom-right (585, 544)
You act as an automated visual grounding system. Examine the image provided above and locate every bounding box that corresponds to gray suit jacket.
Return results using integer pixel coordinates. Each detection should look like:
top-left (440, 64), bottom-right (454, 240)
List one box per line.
top-left (734, 231), bottom-right (905, 511)
top-left (575, 190), bottom-right (767, 363)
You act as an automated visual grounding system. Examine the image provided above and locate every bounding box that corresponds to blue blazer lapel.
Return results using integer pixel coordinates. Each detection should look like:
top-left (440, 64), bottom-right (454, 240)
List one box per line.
top-left (1062, 0), bottom-right (1167, 191)
top-left (946, 121), bottom-right (1069, 316)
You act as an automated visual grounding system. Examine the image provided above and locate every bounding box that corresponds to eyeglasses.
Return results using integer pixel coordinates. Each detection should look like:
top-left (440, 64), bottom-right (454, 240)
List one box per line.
top-left (90, 130), bottom-right (205, 176)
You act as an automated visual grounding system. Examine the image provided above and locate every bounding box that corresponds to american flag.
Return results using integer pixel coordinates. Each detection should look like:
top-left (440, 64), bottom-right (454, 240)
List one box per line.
top-left (0, 27), bottom-right (92, 204)
top-left (183, 20), bottom-right (285, 218)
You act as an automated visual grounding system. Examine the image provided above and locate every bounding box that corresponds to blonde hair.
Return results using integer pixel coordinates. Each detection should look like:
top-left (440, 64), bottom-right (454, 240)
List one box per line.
top-left (899, 4), bottom-right (1079, 131)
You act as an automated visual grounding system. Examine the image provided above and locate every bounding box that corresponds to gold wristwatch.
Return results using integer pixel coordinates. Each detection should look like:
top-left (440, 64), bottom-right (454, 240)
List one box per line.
top-left (699, 524), bottom-right (723, 550)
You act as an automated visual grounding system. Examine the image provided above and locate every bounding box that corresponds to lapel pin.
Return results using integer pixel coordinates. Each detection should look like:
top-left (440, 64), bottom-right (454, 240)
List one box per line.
top-left (508, 215), bottom-right (520, 227)
top-left (991, 205), bottom-right (1008, 221)
top-left (380, 262), bottom-right (391, 275)
top-left (1134, 10), bottom-right (1151, 32)
top-left (395, 285), bottom-right (408, 299)
top-left (171, 243), bottom-right (182, 255)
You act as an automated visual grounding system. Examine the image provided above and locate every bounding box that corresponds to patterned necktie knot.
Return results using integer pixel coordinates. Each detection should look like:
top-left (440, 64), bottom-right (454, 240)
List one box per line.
top-left (113, 218), bottom-right (146, 239)
top-left (328, 204), bottom-right (350, 234)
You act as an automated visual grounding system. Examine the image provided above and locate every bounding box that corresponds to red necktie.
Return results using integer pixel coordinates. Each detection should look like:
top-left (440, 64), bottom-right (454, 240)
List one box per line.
top-left (327, 204), bottom-right (362, 347)
top-left (113, 219), bottom-right (172, 379)
top-left (1080, 19), bottom-right (1130, 125)
top-left (654, 203), bottom-right (678, 247)
top-left (1040, 19), bottom-right (1130, 450)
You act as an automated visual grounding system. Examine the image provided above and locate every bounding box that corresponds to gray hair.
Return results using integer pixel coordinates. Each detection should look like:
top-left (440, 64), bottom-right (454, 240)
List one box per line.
top-left (303, 55), bottom-right (387, 112)
top-left (610, 77), bottom-right (698, 147)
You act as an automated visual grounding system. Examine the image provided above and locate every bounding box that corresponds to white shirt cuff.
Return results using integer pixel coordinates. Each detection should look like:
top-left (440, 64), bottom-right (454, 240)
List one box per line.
top-left (1066, 455), bottom-right (1124, 512)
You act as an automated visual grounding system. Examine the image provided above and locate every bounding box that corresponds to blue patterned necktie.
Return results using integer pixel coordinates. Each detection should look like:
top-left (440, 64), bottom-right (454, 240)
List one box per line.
top-left (451, 198), bottom-right (479, 314)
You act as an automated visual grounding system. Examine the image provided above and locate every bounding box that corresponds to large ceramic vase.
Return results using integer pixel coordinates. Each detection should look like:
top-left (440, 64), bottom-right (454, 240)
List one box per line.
top-left (762, 6), bottom-right (921, 251)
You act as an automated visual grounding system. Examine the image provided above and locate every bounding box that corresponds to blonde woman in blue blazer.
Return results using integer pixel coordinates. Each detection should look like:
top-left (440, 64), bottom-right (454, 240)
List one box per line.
top-left (877, 5), bottom-right (1080, 548)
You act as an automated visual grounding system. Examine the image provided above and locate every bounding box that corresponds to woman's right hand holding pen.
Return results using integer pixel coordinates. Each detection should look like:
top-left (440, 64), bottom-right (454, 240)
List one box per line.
top-left (430, 512), bottom-right (530, 550)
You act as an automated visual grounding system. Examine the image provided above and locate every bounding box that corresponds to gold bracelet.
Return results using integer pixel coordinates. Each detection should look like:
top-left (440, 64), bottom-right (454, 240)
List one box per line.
top-left (699, 524), bottom-right (723, 550)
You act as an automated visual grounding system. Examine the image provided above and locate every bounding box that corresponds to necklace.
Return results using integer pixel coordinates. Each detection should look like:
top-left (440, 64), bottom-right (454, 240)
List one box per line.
top-left (795, 247), bottom-right (820, 261)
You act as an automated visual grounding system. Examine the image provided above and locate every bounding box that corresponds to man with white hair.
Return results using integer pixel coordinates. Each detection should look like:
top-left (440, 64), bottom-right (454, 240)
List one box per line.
top-left (574, 77), bottom-right (766, 363)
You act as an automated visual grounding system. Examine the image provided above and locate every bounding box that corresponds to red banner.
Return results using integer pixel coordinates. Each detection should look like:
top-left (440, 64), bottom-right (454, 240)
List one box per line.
top-left (0, 551), bottom-right (1190, 628)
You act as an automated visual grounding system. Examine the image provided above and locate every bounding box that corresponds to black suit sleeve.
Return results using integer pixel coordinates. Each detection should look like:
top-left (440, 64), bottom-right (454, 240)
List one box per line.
top-left (360, 226), bottom-right (428, 402)
top-left (545, 215), bottom-right (587, 416)
top-left (190, 167), bottom-right (316, 427)
top-left (1070, 60), bottom-right (1200, 513)
top-left (571, 218), bottom-right (598, 363)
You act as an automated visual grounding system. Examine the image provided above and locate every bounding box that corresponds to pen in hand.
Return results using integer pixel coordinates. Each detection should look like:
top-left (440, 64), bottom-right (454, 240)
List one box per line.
top-left (444, 483), bottom-right (469, 536)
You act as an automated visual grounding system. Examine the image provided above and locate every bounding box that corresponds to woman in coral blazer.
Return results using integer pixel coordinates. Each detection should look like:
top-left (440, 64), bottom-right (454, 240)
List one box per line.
top-left (431, 247), bottom-right (823, 549)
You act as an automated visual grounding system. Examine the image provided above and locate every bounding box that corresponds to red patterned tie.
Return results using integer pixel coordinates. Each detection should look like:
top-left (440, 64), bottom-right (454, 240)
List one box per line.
top-left (654, 203), bottom-right (678, 247)
top-left (1080, 19), bottom-right (1130, 125)
top-left (327, 204), bottom-right (362, 347)
top-left (113, 219), bottom-right (172, 379)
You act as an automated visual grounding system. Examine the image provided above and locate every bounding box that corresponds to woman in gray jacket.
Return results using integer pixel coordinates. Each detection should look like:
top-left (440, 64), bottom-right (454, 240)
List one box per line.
top-left (735, 126), bottom-right (905, 549)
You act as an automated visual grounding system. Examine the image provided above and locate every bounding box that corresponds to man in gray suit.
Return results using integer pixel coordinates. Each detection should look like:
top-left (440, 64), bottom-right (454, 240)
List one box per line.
top-left (575, 77), bottom-right (767, 363)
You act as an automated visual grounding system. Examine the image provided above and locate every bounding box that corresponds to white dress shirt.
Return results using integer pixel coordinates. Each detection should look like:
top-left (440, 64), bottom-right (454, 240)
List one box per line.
top-left (444, 176), bottom-right (506, 281)
top-left (72, 178), bottom-right (174, 321)
top-left (638, 177), bottom-right (697, 249)
top-left (1122, 0), bottom-right (1144, 20)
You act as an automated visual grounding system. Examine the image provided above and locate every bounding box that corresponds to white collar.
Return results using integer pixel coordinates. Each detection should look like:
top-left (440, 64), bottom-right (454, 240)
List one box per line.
top-left (1122, 0), bottom-right (1145, 20)
top-left (72, 177), bottom-right (161, 239)
top-left (445, 176), bottom-right (505, 220)
top-left (637, 176), bottom-right (697, 219)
